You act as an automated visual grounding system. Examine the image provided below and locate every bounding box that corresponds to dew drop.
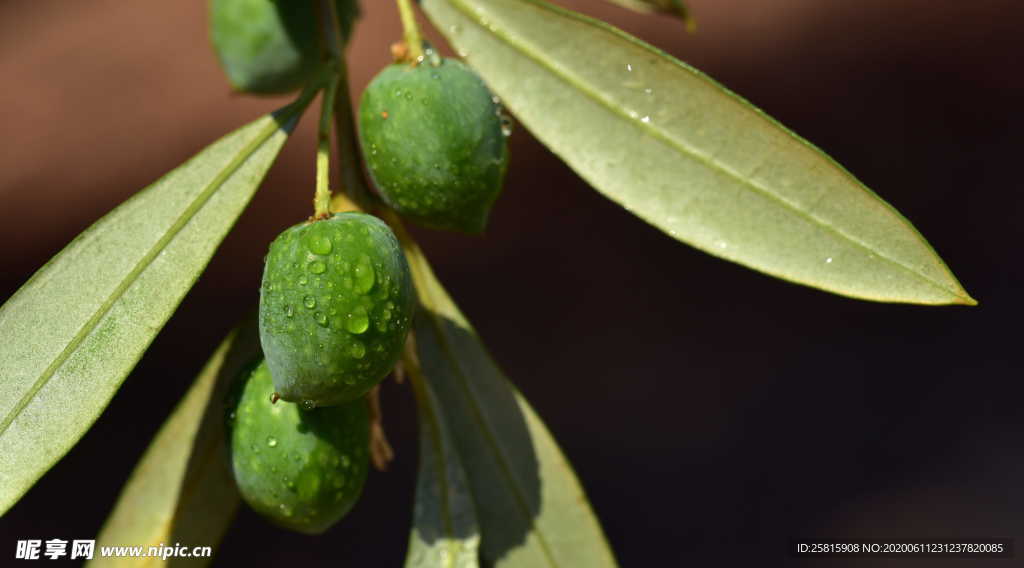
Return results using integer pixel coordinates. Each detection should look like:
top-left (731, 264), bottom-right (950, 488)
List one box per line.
top-left (308, 260), bottom-right (326, 274)
top-left (284, 305), bottom-right (294, 318)
top-left (314, 312), bottom-right (328, 327)
top-left (350, 341), bottom-right (366, 359)
top-left (267, 436), bottom-right (278, 448)
top-left (626, 63), bottom-right (633, 72)
top-left (301, 399), bottom-right (316, 410)
top-left (279, 504), bottom-right (293, 517)
top-left (308, 234), bottom-right (333, 255)
top-left (298, 274), bottom-right (308, 286)
top-left (345, 306), bottom-right (370, 334)
top-left (303, 295), bottom-right (316, 309)
top-left (353, 257), bottom-right (375, 294)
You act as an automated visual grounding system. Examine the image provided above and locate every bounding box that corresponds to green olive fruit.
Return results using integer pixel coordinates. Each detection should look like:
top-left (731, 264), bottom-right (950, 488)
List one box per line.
top-left (259, 212), bottom-right (413, 407)
top-left (226, 359), bottom-right (369, 534)
top-left (209, 0), bottom-right (360, 95)
top-left (358, 57), bottom-right (509, 233)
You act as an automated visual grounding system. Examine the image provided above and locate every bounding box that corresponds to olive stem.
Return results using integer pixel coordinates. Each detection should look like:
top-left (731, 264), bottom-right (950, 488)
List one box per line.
top-left (314, 73), bottom-right (340, 219)
top-left (320, 0), bottom-right (375, 213)
top-left (330, 57), bottom-right (377, 213)
top-left (396, 0), bottom-right (425, 62)
top-left (367, 385), bottom-right (395, 471)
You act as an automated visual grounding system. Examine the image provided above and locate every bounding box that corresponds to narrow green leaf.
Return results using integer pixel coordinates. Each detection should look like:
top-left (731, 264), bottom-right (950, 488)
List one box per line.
top-left (90, 318), bottom-right (260, 567)
top-left (601, 0), bottom-right (696, 32)
top-left (405, 360), bottom-right (480, 568)
top-left (421, 0), bottom-right (975, 305)
top-left (0, 100), bottom-right (310, 515)
top-left (405, 243), bottom-right (618, 568)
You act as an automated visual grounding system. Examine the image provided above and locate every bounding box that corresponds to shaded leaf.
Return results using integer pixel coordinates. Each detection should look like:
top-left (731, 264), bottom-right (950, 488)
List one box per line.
top-left (601, 0), bottom-right (695, 32)
top-left (405, 242), bottom-right (618, 568)
top-left (405, 353), bottom-right (480, 568)
top-left (421, 0), bottom-right (974, 305)
top-left (0, 98), bottom-right (311, 515)
top-left (90, 318), bottom-right (260, 567)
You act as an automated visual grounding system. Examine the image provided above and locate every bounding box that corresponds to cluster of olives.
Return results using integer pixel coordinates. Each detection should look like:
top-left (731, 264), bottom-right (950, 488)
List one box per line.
top-left (212, 0), bottom-right (509, 534)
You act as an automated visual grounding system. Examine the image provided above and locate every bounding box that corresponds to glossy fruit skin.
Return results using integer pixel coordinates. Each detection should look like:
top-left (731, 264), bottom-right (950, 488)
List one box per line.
top-left (226, 359), bottom-right (369, 534)
top-left (209, 0), bottom-right (360, 95)
top-left (259, 212), bottom-right (413, 407)
top-left (358, 57), bottom-right (509, 233)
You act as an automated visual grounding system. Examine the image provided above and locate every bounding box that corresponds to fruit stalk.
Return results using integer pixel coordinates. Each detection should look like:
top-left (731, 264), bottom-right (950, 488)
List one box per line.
top-left (322, 0), bottom-right (375, 212)
top-left (396, 0), bottom-right (424, 61)
top-left (314, 73), bottom-right (340, 219)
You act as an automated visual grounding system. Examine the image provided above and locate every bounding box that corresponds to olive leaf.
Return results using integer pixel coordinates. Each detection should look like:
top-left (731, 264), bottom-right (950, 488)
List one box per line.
top-left (405, 356), bottom-right (480, 568)
top-left (421, 0), bottom-right (975, 305)
top-left (405, 242), bottom-right (618, 568)
top-left (601, 0), bottom-right (695, 31)
top-left (90, 318), bottom-right (260, 567)
top-left (0, 98), bottom-right (311, 516)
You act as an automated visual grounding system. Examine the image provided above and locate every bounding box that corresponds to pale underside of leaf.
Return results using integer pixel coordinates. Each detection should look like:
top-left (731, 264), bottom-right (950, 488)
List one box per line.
top-left (405, 242), bottom-right (618, 568)
top-left (405, 361), bottom-right (480, 568)
top-left (0, 104), bottom-right (305, 516)
top-left (90, 319), bottom-right (260, 567)
top-left (422, 0), bottom-right (974, 305)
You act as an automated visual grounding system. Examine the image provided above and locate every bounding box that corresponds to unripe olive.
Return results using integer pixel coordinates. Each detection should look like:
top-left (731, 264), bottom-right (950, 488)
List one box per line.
top-left (226, 359), bottom-right (369, 534)
top-left (258, 212), bottom-right (413, 407)
top-left (358, 57), bottom-right (509, 233)
top-left (209, 0), bottom-right (360, 95)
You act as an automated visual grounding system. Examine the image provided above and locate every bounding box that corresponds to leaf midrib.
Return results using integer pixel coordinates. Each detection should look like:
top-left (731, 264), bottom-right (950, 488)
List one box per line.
top-left (414, 375), bottom-right (461, 568)
top-left (444, 0), bottom-right (967, 303)
top-left (0, 111), bottom-right (297, 441)
top-left (410, 251), bottom-right (559, 567)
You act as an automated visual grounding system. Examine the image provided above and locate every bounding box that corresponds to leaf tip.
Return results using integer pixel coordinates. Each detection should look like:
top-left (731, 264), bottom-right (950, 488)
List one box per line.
top-left (954, 292), bottom-right (979, 307)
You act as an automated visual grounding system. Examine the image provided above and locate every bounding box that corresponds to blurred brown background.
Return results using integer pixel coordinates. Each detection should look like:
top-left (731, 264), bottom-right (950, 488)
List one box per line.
top-left (2, 1), bottom-right (1023, 566)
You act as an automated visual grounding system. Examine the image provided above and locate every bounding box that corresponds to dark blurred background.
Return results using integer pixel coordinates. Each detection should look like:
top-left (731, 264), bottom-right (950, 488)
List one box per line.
top-left (2, 1), bottom-right (1022, 566)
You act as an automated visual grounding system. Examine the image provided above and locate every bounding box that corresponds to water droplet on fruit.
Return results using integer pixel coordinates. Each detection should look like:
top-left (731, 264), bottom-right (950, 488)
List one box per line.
top-left (303, 295), bottom-right (316, 309)
top-left (314, 312), bottom-right (328, 327)
top-left (354, 257), bottom-right (375, 293)
top-left (267, 436), bottom-right (278, 448)
top-left (345, 306), bottom-right (369, 334)
top-left (279, 504), bottom-right (293, 517)
top-left (308, 260), bottom-right (326, 274)
top-left (298, 275), bottom-right (308, 286)
top-left (350, 341), bottom-right (366, 359)
top-left (308, 234), bottom-right (332, 255)
top-left (301, 399), bottom-right (316, 410)
top-left (284, 305), bottom-right (294, 318)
